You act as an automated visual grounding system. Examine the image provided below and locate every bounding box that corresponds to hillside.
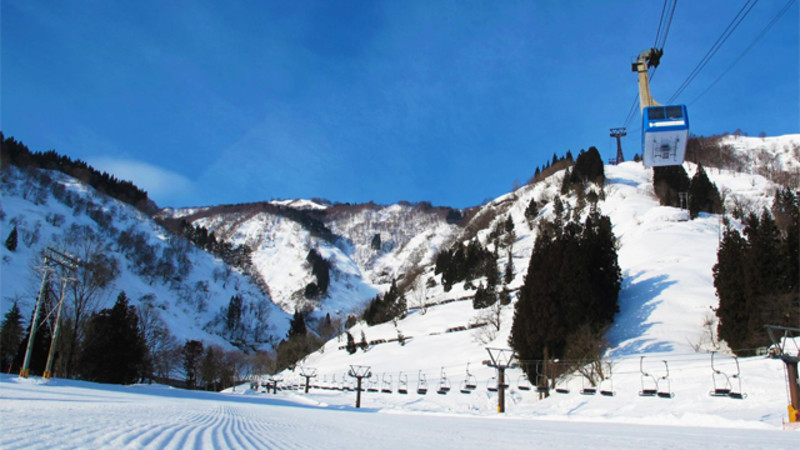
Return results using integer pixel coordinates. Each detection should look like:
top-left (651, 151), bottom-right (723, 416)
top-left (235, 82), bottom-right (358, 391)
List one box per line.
top-left (265, 134), bottom-right (799, 427)
top-left (0, 164), bottom-right (290, 352)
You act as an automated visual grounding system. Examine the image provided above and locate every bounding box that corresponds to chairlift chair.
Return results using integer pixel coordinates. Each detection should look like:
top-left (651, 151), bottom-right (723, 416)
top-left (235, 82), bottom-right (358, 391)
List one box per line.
top-left (437, 367), bottom-right (451, 395)
top-left (639, 356), bottom-right (658, 397)
top-left (487, 376), bottom-right (498, 392)
top-left (599, 363), bottom-right (616, 397)
top-left (367, 376), bottom-right (379, 393)
top-left (657, 360), bottom-right (675, 399)
top-left (555, 376), bottom-right (571, 394)
top-left (580, 374), bottom-right (597, 396)
top-left (398, 372), bottom-right (408, 395)
top-left (381, 373), bottom-right (393, 394)
top-left (710, 352), bottom-right (747, 399)
top-left (460, 363), bottom-right (478, 394)
top-left (417, 371), bottom-right (428, 395)
top-left (517, 373), bottom-right (532, 391)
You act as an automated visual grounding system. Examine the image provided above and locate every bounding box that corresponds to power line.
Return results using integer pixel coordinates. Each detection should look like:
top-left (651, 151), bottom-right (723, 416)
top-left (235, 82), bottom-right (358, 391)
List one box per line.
top-left (688, 0), bottom-right (797, 106)
top-left (667, 0), bottom-right (760, 104)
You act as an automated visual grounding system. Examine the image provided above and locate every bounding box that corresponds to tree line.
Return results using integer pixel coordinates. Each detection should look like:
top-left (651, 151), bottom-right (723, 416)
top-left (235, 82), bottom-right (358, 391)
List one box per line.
top-left (714, 187), bottom-right (799, 353)
top-left (1, 133), bottom-right (152, 212)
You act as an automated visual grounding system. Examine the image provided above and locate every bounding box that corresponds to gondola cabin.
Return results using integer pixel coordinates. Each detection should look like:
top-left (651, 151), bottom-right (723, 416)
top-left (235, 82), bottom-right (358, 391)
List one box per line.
top-left (641, 104), bottom-right (689, 167)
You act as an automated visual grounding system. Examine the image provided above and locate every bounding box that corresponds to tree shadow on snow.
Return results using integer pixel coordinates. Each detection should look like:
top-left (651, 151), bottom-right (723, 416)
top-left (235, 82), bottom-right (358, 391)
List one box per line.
top-left (606, 271), bottom-right (677, 358)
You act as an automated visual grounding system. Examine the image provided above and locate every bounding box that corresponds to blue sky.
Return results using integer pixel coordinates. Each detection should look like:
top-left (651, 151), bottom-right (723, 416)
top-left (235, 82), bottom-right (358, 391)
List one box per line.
top-left (3, 1), bottom-right (797, 209)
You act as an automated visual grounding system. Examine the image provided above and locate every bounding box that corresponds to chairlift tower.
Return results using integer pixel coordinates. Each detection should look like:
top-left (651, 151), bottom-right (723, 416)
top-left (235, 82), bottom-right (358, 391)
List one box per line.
top-left (299, 367), bottom-right (317, 394)
top-left (610, 127), bottom-right (627, 165)
top-left (348, 365), bottom-right (372, 408)
top-left (484, 348), bottom-right (517, 413)
top-left (766, 325), bottom-right (800, 426)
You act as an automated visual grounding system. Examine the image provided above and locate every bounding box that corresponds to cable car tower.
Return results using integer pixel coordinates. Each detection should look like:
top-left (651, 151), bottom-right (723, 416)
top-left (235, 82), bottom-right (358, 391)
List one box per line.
top-left (633, 48), bottom-right (689, 167)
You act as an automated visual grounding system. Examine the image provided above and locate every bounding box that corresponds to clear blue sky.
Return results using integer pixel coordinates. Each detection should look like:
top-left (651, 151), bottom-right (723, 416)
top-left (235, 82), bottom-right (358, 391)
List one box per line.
top-left (3, 1), bottom-right (798, 209)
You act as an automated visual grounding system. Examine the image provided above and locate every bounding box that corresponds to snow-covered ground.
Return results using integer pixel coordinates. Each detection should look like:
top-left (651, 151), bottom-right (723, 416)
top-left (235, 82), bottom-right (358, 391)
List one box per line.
top-left (1, 374), bottom-right (796, 449)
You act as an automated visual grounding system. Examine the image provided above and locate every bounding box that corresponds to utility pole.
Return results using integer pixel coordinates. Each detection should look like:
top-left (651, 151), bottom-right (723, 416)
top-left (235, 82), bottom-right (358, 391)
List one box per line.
top-left (299, 367), bottom-right (317, 394)
top-left (20, 247), bottom-right (80, 378)
top-left (348, 365), bottom-right (372, 409)
top-left (484, 348), bottom-right (517, 413)
top-left (610, 128), bottom-right (627, 165)
top-left (766, 325), bottom-right (800, 426)
top-left (44, 276), bottom-right (77, 379)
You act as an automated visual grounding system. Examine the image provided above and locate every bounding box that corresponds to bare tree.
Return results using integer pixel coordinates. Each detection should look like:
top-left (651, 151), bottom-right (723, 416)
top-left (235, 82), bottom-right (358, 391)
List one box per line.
top-left (471, 302), bottom-right (502, 345)
top-left (410, 276), bottom-right (429, 315)
top-left (54, 227), bottom-right (119, 378)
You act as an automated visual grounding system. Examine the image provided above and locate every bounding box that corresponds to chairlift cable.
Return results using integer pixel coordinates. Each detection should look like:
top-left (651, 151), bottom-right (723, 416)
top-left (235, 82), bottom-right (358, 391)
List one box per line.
top-left (688, 0), bottom-right (797, 106)
top-left (667, 0), bottom-right (760, 104)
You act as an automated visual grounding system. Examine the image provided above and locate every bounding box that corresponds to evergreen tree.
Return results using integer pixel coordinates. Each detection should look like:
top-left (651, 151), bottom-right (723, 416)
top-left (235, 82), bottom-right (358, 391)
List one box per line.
top-left (182, 340), bottom-right (204, 389)
top-left (226, 295), bottom-right (243, 334)
top-left (79, 291), bottom-right (147, 384)
top-left (504, 249), bottom-right (514, 284)
top-left (305, 249), bottom-right (331, 298)
top-left (472, 283), bottom-right (496, 309)
top-left (509, 212), bottom-right (621, 382)
top-left (714, 203), bottom-right (799, 353)
top-left (524, 199), bottom-right (539, 226)
top-left (713, 223), bottom-right (749, 350)
top-left (688, 165), bottom-right (722, 219)
top-left (287, 310), bottom-right (307, 338)
top-left (5, 226), bottom-right (18, 251)
top-left (359, 331), bottom-right (368, 351)
top-left (371, 234), bottom-right (381, 251)
top-left (345, 331), bottom-right (357, 354)
top-left (653, 166), bottom-right (690, 207)
top-left (0, 303), bottom-right (24, 373)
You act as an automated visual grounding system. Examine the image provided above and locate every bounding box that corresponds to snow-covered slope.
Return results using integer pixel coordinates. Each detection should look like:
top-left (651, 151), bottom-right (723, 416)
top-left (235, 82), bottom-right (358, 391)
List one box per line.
top-left (0, 166), bottom-right (289, 349)
top-left (161, 201), bottom-right (461, 321)
top-left (268, 134), bottom-right (799, 427)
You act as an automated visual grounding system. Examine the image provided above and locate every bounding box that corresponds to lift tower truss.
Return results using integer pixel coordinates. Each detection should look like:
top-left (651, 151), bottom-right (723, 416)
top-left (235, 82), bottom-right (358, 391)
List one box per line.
top-left (610, 127), bottom-right (627, 165)
top-left (766, 325), bottom-right (800, 426)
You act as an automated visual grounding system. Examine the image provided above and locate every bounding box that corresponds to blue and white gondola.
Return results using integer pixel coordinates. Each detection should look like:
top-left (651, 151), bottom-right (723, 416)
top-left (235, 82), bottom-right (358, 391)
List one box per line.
top-left (641, 104), bottom-right (689, 167)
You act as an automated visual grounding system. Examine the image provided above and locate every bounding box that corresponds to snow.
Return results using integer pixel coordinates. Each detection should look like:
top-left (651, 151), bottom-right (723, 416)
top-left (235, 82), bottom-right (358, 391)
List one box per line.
top-left (1, 374), bottom-right (797, 449)
top-left (1, 134), bottom-right (799, 446)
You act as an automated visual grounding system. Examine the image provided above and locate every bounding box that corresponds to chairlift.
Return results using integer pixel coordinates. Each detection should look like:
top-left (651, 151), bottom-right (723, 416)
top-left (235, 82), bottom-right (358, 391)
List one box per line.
top-left (487, 375), bottom-right (498, 392)
top-left (709, 352), bottom-right (747, 399)
top-left (657, 360), bottom-right (675, 399)
top-left (517, 373), bottom-right (532, 391)
top-left (398, 372), bottom-right (408, 395)
top-left (437, 367), bottom-right (451, 395)
top-left (580, 374), bottom-right (597, 396)
top-left (639, 356), bottom-right (658, 397)
top-left (535, 362), bottom-right (550, 394)
top-left (381, 373), bottom-right (393, 394)
top-left (417, 370), bottom-right (428, 395)
top-left (367, 375), bottom-right (379, 393)
top-left (460, 363), bottom-right (478, 394)
top-left (555, 376), bottom-right (571, 394)
top-left (599, 363), bottom-right (616, 397)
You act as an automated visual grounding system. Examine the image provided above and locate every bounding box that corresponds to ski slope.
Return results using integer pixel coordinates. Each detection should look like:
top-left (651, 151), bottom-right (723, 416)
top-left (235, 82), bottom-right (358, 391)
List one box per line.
top-left (1, 375), bottom-right (796, 449)
top-left (268, 145), bottom-right (799, 429)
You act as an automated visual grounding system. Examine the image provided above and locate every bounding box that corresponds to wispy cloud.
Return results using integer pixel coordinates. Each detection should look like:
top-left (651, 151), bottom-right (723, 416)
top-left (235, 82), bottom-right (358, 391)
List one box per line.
top-left (87, 157), bottom-right (195, 207)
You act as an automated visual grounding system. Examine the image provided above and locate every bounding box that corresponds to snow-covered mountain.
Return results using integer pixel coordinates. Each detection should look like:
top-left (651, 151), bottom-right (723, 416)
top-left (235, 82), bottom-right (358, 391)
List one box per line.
top-left (158, 201), bottom-right (462, 321)
top-left (2, 133), bottom-right (797, 378)
top-left (0, 165), bottom-right (289, 350)
top-left (261, 134), bottom-right (798, 425)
